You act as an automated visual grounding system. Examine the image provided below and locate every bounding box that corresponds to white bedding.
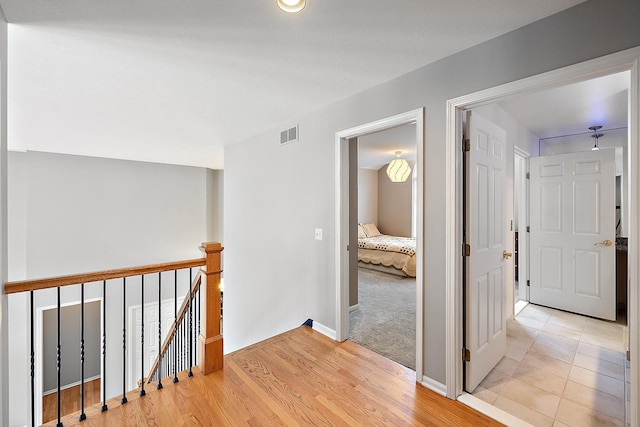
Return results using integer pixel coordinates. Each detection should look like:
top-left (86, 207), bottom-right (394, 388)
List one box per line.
top-left (357, 235), bottom-right (416, 277)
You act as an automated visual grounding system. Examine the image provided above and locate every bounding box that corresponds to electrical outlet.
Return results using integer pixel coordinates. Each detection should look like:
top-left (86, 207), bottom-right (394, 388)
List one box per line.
top-left (315, 228), bottom-right (323, 241)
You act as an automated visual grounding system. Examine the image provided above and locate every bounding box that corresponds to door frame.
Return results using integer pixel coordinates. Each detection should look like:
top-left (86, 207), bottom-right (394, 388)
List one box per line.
top-left (513, 147), bottom-right (530, 315)
top-left (335, 108), bottom-right (425, 381)
top-left (445, 46), bottom-right (640, 425)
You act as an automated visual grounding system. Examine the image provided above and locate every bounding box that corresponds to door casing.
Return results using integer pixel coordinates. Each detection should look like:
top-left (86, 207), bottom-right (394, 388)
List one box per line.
top-left (335, 108), bottom-right (425, 382)
top-left (445, 46), bottom-right (640, 426)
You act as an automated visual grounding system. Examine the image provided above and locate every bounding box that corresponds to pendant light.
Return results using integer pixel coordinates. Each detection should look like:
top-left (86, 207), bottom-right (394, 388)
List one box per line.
top-left (589, 125), bottom-right (603, 151)
top-left (386, 151), bottom-right (412, 182)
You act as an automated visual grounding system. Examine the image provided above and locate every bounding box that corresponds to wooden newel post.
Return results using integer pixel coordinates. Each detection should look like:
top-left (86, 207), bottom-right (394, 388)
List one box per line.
top-left (198, 242), bottom-right (224, 374)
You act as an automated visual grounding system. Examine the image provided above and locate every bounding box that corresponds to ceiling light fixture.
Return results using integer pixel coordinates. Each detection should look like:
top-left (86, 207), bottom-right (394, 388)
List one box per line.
top-left (386, 151), bottom-right (412, 182)
top-left (589, 125), bottom-right (603, 151)
top-left (276, 0), bottom-right (306, 13)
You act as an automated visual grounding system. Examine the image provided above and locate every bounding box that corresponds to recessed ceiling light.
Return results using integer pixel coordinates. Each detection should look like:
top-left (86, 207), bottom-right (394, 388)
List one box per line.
top-left (276, 0), bottom-right (306, 13)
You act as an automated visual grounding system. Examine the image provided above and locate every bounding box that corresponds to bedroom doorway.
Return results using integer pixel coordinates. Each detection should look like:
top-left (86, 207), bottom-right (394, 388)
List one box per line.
top-left (349, 124), bottom-right (418, 371)
top-left (446, 47), bottom-right (640, 426)
top-left (335, 108), bottom-right (425, 381)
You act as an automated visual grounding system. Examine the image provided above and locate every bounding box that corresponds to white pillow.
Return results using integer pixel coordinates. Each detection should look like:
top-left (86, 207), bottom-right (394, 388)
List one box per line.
top-left (358, 224), bottom-right (367, 239)
top-left (362, 223), bottom-right (382, 237)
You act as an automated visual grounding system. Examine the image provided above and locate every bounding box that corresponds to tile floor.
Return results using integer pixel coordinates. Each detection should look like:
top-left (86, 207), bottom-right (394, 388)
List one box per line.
top-left (473, 304), bottom-right (629, 426)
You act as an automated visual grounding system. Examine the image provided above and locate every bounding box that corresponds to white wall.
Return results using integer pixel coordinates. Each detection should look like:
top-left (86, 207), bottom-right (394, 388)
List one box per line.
top-left (223, 0), bottom-right (640, 386)
top-left (0, 7), bottom-right (8, 426)
top-left (7, 151), bottom-right (218, 426)
top-left (6, 153), bottom-right (25, 426)
top-left (357, 168), bottom-right (378, 225)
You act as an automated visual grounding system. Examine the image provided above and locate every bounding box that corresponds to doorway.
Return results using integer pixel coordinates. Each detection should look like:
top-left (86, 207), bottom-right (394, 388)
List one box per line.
top-left (38, 299), bottom-right (102, 425)
top-left (446, 46), bottom-right (640, 426)
top-left (335, 108), bottom-right (425, 380)
top-left (513, 148), bottom-right (529, 316)
top-left (348, 124), bottom-right (418, 371)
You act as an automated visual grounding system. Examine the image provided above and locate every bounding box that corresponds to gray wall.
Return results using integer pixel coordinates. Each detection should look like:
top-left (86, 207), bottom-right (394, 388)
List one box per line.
top-left (377, 161), bottom-right (414, 237)
top-left (7, 151), bottom-right (219, 425)
top-left (43, 301), bottom-right (101, 392)
top-left (223, 0), bottom-right (640, 386)
top-left (23, 151), bottom-right (208, 277)
top-left (206, 169), bottom-right (224, 243)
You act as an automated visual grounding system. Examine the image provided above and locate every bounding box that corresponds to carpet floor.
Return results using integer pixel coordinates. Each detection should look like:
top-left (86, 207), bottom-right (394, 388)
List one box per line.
top-left (348, 268), bottom-right (416, 370)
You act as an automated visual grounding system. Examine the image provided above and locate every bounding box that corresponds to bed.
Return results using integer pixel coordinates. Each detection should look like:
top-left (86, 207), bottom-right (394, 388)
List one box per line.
top-left (357, 223), bottom-right (416, 277)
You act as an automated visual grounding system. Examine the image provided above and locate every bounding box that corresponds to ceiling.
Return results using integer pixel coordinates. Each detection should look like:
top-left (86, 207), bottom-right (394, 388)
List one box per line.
top-left (2, 0), bottom-right (586, 169)
top-left (497, 71), bottom-right (630, 141)
top-left (358, 124), bottom-right (417, 170)
top-left (357, 71), bottom-right (630, 170)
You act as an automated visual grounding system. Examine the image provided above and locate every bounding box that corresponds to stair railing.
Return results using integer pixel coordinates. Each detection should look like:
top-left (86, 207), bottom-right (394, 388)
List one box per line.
top-left (3, 242), bottom-right (223, 427)
top-left (145, 269), bottom-right (203, 385)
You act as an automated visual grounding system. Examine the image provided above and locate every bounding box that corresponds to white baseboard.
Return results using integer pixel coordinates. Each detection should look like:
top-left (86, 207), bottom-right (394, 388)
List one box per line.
top-left (43, 375), bottom-right (101, 396)
top-left (349, 304), bottom-right (359, 312)
top-left (311, 321), bottom-right (337, 340)
top-left (458, 393), bottom-right (534, 427)
top-left (421, 376), bottom-right (447, 396)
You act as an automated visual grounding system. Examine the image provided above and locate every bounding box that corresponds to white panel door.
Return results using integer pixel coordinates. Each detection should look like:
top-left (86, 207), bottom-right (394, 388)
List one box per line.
top-left (530, 149), bottom-right (616, 320)
top-left (129, 298), bottom-right (182, 390)
top-left (465, 111), bottom-right (508, 392)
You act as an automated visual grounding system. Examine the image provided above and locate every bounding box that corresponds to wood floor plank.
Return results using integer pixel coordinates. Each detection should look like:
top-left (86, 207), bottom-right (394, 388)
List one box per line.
top-left (44, 327), bottom-right (503, 426)
top-left (42, 378), bottom-right (102, 423)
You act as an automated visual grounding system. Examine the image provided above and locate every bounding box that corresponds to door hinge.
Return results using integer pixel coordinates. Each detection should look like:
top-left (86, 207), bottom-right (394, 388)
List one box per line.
top-left (526, 226), bottom-right (530, 233)
top-left (463, 348), bottom-right (471, 362)
top-left (463, 139), bottom-right (471, 152)
top-left (510, 220), bottom-right (513, 231)
top-left (527, 279), bottom-right (530, 287)
top-left (347, 245), bottom-right (349, 251)
top-left (463, 243), bottom-right (471, 257)
top-left (526, 172), bottom-right (530, 179)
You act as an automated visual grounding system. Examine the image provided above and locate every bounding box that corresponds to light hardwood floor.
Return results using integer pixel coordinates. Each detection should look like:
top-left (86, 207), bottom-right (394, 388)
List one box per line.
top-left (44, 326), bottom-right (502, 426)
top-left (43, 378), bottom-right (101, 424)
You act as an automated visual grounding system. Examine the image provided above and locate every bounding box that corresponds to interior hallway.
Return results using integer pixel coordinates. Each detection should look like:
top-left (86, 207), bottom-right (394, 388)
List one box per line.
top-left (473, 304), bottom-right (629, 426)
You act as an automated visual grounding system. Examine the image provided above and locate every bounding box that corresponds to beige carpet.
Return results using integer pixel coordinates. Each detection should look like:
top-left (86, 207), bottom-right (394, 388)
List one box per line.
top-left (348, 268), bottom-right (416, 370)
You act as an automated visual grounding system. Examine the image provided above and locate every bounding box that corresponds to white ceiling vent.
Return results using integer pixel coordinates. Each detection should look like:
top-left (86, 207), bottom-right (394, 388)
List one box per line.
top-left (280, 124), bottom-right (299, 145)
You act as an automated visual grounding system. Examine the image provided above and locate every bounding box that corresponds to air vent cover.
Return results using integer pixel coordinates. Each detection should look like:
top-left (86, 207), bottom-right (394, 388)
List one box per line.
top-left (280, 124), bottom-right (299, 145)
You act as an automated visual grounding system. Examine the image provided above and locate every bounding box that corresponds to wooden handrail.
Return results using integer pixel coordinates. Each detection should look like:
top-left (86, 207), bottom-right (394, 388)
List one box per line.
top-left (146, 271), bottom-right (203, 383)
top-left (3, 258), bottom-right (206, 295)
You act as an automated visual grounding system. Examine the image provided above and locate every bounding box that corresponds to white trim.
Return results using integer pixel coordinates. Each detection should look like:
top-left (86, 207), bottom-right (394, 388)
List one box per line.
top-left (335, 108), bottom-right (425, 381)
top-left (43, 375), bottom-right (101, 396)
top-left (628, 51), bottom-right (640, 427)
top-left (420, 376), bottom-right (447, 396)
top-left (513, 146), bottom-right (531, 159)
top-left (445, 46), bottom-right (640, 427)
top-left (513, 147), bottom-right (531, 313)
top-left (311, 321), bottom-right (337, 340)
top-left (457, 394), bottom-right (534, 427)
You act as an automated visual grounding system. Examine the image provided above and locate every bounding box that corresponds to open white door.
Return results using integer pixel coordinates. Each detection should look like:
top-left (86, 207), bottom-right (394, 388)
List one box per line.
top-left (530, 149), bottom-right (616, 320)
top-left (465, 111), bottom-right (508, 392)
